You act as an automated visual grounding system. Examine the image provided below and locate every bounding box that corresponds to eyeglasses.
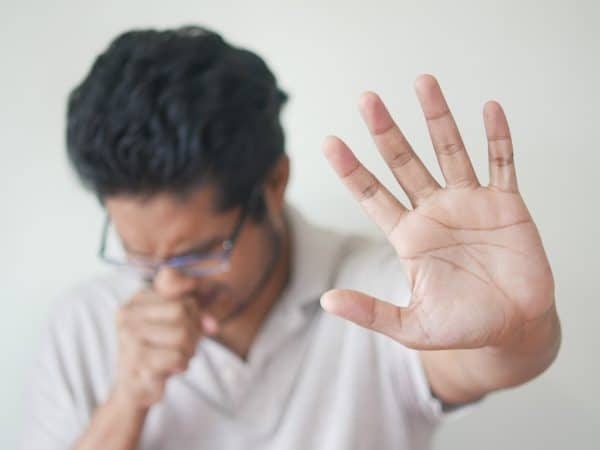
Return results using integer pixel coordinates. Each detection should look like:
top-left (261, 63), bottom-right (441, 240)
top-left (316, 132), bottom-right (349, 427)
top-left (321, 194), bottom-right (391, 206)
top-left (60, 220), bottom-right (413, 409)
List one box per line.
top-left (98, 188), bottom-right (260, 280)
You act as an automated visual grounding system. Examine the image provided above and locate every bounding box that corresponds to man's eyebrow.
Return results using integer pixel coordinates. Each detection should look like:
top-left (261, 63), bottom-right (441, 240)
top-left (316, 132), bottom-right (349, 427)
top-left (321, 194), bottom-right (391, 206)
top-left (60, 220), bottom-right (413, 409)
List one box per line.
top-left (175, 237), bottom-right (224, 256)
top-left (122, 236), bottom-right (224, 259)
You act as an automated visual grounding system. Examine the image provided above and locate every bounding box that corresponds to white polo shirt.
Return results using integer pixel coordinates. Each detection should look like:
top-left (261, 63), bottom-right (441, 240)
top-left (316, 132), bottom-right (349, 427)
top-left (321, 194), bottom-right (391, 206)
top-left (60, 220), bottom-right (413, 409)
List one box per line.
top-left (22, 202), bottom-right (478, 450)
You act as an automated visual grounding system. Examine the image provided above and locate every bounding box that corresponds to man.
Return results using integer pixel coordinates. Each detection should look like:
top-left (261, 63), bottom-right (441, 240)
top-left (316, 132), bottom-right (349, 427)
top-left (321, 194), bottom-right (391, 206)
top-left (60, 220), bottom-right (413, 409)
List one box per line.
top-left (23, 25), bottom-right (561, 449)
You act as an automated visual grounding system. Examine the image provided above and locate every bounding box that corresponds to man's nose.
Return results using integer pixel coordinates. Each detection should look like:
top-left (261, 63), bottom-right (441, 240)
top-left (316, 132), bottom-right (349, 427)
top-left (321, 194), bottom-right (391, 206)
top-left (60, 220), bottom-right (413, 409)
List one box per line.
top-left (152, 266), bottom-right (198, 300)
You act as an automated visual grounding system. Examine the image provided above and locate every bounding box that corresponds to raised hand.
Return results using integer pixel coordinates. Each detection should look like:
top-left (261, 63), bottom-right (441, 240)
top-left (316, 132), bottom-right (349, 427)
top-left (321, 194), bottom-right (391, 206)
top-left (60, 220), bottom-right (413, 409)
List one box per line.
top-left (320, 74), bottom-right (556, 352)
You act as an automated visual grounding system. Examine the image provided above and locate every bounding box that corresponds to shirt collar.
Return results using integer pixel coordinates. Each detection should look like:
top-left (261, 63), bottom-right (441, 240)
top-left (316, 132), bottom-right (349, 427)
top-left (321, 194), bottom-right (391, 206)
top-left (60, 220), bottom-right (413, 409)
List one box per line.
top-left (279, 201), bottom-right (349, 311)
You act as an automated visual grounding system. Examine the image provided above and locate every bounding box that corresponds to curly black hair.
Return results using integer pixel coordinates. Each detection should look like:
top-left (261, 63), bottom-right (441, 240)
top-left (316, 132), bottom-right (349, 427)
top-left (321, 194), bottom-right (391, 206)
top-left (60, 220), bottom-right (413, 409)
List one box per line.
top-left (66, 25), bottom-right (288, 221)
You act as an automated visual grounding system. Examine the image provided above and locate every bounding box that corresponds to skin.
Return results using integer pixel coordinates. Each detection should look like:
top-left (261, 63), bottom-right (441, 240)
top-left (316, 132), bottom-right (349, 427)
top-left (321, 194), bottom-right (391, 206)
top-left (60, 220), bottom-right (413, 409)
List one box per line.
top-left (320, 74), bottom-right (561, 405)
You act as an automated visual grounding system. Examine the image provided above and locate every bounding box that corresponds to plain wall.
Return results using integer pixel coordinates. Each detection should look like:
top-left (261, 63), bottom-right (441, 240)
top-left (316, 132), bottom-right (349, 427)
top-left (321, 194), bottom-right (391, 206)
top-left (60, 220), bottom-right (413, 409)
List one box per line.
top-left (2, 0), bottom-right (598, 448)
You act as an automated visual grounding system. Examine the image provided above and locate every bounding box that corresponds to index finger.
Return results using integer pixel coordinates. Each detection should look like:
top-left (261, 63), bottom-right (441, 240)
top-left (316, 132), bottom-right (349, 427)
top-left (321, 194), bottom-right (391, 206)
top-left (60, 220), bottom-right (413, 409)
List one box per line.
top-left (322, 135), bottom-right (408, 238)
top-left (127, 290), bottom-right (219, 335)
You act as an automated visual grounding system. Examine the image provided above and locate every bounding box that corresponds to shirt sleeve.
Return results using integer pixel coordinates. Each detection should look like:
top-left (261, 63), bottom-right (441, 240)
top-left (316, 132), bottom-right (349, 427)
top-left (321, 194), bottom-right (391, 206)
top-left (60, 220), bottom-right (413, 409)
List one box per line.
top-left (21, 298), bottom-right (87, 450)
top-left (20, 279), bottom-right (119, 450)
top-left (402, 346), bottom-right (483, 423)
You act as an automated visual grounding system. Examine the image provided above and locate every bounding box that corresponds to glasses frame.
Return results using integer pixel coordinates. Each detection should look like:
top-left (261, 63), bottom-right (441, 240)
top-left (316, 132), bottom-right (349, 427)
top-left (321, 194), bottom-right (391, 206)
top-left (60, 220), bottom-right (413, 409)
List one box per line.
top-left (98, 187), bottom-right (260, 279)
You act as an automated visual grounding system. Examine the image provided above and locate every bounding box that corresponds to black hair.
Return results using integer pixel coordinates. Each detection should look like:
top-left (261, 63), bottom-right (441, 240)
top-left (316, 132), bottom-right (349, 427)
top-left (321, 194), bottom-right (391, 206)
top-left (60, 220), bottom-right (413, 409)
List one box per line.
top-left (66, 25), bottom-right (288, 221)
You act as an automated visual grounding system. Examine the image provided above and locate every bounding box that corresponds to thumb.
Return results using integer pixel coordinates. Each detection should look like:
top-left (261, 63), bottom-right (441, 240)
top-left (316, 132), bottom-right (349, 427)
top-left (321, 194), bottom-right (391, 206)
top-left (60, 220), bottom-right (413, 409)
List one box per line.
top-left (320, 288), bottom-right (425, 349)
top-left (200, 314), bottom-right (220, 336)
top-left (187, 299), bottom-right (220, 337)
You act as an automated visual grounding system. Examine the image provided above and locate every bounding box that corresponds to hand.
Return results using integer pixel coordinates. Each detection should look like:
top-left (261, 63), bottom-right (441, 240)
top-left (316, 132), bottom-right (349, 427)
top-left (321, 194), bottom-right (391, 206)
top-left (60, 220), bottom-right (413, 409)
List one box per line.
top-left (320, 74), bottom-right (556, 351)
top-left (112, 288), bottom-right (217, 410)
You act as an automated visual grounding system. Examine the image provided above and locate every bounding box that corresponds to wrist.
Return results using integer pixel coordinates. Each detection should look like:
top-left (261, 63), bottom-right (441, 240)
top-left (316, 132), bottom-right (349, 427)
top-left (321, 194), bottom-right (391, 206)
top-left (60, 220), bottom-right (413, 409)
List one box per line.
top-left (468, 306), bottom-right (561, 393)
top-left (489, 304), bottom-right (561, 359)
top-left (72, 385), bottom-right (149, 450)
top-left (107, 385), bottom-right (151, 418)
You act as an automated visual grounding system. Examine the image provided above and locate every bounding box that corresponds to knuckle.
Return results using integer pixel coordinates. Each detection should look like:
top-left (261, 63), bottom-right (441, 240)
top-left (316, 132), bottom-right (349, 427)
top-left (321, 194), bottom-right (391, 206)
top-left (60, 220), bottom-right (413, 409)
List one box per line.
top-left (366, 297), bottom-right (377, 329)
top-left (388, 149), bottom-right (414, 169)
top-left (448, 177), bottom-right (477, 189)
top-left (174, 352), bottom-right (189, 371)
top-left (410, 184), bottom-right (438, 206)
top-left (153, 379), bottom-right (166, 396)
top-left (145, 354), bottom-right (167, 375)
top-left (183, 349), bottom-right (194, 364)
top-left (135, 345), bottom-right (149, 366)
top-left (180, 341), bottom-right (195, 360)
top-left (164, 301), bottom-right (193, 324)
top-left (438, 142), bottom-right (464, 156)
top-left (490, 153), bottom-right (514, 167)
top-left (143, 371), bottom-right (162, 387)
top-left (174, 328), bottom-right (190, 346)
top-left (172, 305), bottom-right (187, 322)
top-left (359, 179), bottom-right (380, 201)
top-left (183, 298), bottom-right (200, 318)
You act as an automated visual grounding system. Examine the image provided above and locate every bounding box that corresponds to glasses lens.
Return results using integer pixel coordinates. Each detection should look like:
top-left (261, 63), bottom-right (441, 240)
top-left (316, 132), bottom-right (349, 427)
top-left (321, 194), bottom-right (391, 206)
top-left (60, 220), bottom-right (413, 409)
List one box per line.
top-left (102, 222), bottom-right (157, 275)
top-left (101, 219), bottom-right (234, 279)
top-left (180, 255), bottom-right (230, 276)
top-left (125, 257), bottom-right (158, 278)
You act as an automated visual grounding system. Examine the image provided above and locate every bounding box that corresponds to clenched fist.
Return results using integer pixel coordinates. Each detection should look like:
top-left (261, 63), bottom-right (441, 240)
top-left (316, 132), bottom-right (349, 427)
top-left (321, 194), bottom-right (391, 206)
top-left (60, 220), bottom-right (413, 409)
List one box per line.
top-left (112, 288), bottom-right (218, 409)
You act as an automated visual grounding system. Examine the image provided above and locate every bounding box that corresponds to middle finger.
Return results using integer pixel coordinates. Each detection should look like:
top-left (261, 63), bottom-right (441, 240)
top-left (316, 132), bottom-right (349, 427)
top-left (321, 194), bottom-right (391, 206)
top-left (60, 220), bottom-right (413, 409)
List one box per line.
top-left (414, 74), bottom-right (480, 188)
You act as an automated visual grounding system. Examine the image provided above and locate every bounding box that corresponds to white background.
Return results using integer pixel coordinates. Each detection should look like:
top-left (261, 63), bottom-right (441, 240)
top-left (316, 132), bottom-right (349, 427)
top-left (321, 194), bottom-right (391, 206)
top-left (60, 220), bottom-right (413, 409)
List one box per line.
top-left (1, 0), bottom-right (598, 448)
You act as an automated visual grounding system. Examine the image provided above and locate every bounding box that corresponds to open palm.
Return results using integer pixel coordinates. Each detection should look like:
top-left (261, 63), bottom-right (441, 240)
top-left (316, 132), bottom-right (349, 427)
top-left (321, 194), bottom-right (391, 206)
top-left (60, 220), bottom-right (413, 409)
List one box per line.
top-left (321, 75), bottom-right (555, 351)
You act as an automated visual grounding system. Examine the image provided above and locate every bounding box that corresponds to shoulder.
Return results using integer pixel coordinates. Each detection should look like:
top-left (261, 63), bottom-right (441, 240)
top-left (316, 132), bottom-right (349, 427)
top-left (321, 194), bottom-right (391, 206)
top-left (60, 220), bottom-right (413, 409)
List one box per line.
top-left (47, 269), bottom-right (143, 329)
top-left (38, 269), bottom-right (144, 373)
top-left (21, 270), bottom-right (142, 448)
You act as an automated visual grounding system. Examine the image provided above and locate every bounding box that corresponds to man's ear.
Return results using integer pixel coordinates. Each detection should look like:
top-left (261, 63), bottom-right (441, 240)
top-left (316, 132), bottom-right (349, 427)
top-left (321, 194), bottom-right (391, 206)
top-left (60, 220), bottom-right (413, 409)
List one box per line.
top-left (262, 154), bottom-right (290, 225)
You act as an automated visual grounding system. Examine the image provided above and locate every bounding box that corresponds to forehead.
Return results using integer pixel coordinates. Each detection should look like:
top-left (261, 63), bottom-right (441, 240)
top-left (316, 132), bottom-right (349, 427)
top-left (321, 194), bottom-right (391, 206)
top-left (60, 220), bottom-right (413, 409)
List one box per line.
top-left (106, 186), bottom-right (217, 221)
top-left (104, 186), bottom-right (229, 254)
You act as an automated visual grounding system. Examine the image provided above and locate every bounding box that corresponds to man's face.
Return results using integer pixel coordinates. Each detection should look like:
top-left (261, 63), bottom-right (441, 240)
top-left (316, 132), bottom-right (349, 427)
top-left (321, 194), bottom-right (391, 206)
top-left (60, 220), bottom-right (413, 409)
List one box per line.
top-left (105, 183), bottom-right (280, 325)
